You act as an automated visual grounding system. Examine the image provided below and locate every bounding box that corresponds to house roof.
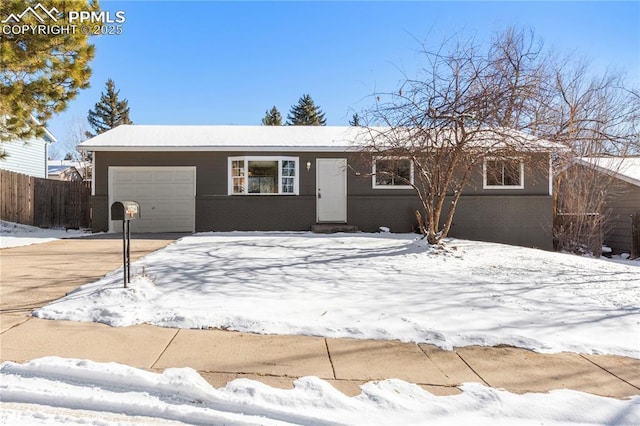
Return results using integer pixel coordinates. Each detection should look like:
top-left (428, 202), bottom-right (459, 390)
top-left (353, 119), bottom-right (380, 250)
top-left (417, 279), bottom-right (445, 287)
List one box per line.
top-left (78, 125), bottom-right (562, 153)
top-left (48, 160), bottom-right (89, 170)
top-left (576, 157), bottom-right (640, 187)
top-left (48, 165), bottom-right (73, 174)
top-left (79, 125), bottom-right (366, 152)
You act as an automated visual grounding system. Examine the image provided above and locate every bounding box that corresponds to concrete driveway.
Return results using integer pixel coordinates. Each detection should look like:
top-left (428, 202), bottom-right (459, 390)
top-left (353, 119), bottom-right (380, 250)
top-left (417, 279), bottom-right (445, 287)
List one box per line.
top-left (1, 234), bottom-right (639, 399)
top-left (1, 233), bottom-right (182, 323)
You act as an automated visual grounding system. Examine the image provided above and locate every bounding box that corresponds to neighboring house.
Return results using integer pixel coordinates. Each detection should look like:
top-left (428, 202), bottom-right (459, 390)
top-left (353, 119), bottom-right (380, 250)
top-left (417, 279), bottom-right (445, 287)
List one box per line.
top-left (0, 125), bottom-right (56, 178)
top-left (47, 164), bottom-right (83, 181)
top-left (79, 125), bottom-right (557, 249)
top-left (47, 160), bottom-right (90, 181)
top-left (575, 157), bottom-right (640, 254)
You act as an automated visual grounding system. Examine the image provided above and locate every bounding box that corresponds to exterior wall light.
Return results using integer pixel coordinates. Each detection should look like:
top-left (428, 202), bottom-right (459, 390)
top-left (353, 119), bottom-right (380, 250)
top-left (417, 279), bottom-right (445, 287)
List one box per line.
top-left (306, 161), bottom-right (312, 171)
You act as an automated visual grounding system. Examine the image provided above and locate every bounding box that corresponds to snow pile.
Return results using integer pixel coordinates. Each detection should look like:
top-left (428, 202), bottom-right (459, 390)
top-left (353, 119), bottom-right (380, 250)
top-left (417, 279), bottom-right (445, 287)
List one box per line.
top-left (1, 357), bottom-right (638, 426)
top-left (35, 232), bottom-right (640, 358)
top-left (0, 220), bottom-right (90, 248)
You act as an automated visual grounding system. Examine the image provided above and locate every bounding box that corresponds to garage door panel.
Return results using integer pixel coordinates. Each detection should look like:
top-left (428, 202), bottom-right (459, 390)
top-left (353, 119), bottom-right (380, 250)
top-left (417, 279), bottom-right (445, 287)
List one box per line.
top-left (109, 167), bottom-right (195, 233)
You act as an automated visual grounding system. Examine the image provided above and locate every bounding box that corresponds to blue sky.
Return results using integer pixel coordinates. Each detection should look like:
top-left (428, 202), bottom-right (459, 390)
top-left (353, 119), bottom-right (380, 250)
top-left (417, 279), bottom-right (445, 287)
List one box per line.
top-left (48, 1), bottom-right (640, 157)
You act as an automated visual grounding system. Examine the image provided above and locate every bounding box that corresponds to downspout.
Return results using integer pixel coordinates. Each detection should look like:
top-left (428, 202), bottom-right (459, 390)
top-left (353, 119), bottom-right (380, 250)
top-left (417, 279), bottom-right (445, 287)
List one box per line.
top-left (91, 152), bottom-right (95, 196)
top-left (44, 141), bottom-right (48, 178)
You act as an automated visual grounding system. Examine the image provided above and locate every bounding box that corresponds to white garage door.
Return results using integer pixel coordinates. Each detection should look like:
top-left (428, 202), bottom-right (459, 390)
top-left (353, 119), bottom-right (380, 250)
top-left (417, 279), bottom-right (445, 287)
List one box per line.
top-left (109, 166), bottom-right (196, 233)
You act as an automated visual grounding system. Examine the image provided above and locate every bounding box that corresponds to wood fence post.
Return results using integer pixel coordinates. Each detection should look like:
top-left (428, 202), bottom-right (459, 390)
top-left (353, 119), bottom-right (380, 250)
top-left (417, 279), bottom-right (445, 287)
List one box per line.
top-left (632, 211), bottom-right (639, 259)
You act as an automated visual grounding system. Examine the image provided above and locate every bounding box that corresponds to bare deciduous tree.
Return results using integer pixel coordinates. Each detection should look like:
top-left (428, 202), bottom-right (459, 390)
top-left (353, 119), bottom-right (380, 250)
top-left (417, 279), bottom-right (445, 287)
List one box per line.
top-left (538, 59), bottom-right (640, 255)
top-left (357, 26), bottom-right (638, 251)
top-left (50, 116), bottom-right (92, 180)
top-left (358, 28), bottom-right (555, 245)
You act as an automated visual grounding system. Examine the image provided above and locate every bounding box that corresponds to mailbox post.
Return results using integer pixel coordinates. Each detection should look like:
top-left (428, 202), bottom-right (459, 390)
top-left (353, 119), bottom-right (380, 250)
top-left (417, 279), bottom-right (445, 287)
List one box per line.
top-left (110, 201), bottom-right (140, 288)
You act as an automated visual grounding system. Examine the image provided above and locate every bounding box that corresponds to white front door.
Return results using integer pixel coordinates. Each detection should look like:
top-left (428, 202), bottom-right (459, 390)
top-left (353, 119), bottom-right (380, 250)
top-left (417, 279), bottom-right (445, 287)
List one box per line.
top-left (316, 158), bottom-right (347, 223)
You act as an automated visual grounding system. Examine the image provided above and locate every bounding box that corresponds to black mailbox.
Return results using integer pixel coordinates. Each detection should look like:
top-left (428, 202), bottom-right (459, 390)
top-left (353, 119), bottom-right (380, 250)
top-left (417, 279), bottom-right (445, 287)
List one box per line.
top-left (111, 200), bottom-right (140, 288)
top-left (111, 201), bottom-right (141, 221)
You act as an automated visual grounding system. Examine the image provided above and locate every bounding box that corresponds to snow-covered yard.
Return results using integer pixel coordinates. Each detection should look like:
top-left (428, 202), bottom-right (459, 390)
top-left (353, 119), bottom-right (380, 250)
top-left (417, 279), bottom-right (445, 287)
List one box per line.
top-left (34, 232), bottom-right (640, 358)
top-left (3, 231), bottom-right (640, 424)
top-left (0, 220), bottom-right (90, 248)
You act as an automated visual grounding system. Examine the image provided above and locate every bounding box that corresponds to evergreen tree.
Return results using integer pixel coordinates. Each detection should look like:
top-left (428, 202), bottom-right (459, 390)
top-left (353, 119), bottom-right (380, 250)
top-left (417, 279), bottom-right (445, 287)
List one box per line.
top-left (349, 113), bottom-right (361, 126)
top-left (1, 0), bottom-right (99, 142)
top-left (286, 94), bottom-right (327, 125)
top-left (261, 106), bottom-right (282, 125)
top-left (86, 79), bottom-right (133, 137)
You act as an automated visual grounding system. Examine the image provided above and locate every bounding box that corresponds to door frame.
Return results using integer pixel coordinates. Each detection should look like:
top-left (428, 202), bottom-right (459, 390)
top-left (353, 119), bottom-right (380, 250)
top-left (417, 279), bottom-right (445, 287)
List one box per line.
top-left (316, 158), bottom-right (347, 223)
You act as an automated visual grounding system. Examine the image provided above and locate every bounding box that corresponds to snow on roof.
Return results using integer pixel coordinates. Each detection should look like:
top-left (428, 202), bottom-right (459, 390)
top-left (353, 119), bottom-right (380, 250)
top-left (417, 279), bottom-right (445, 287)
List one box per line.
top-left (47, 160), bottom-right (88, 170)
top-left (78, 124), bottom-right (561, 153)
top-left (576, 157), bottom-right (640, 187)
top-left (79, 125), bottom-right (366, 152)
top-left (47, 165), bottom-right (75, 174)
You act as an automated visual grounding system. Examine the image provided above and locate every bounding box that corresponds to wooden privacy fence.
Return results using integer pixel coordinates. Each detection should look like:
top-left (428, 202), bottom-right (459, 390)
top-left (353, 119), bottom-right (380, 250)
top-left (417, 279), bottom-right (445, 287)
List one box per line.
top-left (1, 170), bottom-right (91, 229)
top-left (632, 211), bottom-right (640, 259)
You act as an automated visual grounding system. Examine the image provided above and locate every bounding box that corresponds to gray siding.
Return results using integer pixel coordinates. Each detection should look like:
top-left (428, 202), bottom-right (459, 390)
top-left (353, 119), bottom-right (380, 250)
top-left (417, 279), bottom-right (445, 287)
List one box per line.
top-left (346, 195), bottom-right (553, 250)
top-left (92, 150), bottom-right (553, 249)
top-left (604, 181), bottom-right (640, 254)
top-left (446, 196), bottom-right (553, 249)
top-left (197, 195), bottom-right (316, 231)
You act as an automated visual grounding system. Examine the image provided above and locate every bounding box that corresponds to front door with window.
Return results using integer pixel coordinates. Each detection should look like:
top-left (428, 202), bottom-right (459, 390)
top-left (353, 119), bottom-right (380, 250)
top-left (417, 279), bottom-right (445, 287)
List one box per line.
top-left (316, 158), bottom-right (347, 223)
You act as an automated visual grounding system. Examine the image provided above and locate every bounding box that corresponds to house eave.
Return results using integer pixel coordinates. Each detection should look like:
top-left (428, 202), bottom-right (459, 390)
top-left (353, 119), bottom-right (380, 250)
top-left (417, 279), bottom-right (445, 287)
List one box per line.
top-left (79, 145), bottom-right (356, 153)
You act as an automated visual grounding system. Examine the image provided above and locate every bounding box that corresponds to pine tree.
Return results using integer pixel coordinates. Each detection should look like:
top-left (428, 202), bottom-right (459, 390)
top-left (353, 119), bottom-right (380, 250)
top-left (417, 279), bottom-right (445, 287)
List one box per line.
top-left (1, 0), bottom-right (99, 142)
top-left (261, 106), bottom-right (282, 125)
top-left (349, 113), bottom-right (361, 126)
top-left (286, 94), bottom-right (327, 126)
top-left (86, 79), bottom-right (133, 137)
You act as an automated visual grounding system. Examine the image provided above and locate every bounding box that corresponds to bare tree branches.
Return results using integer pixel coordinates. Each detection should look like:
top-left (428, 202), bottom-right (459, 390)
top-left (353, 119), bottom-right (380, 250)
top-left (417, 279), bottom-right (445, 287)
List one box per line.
top-left (540, 54), bottom-right (639, 255)
top-left (359, 27), bottom-right (554, 245)
top-left (357, 27), bottom-right (638, 250)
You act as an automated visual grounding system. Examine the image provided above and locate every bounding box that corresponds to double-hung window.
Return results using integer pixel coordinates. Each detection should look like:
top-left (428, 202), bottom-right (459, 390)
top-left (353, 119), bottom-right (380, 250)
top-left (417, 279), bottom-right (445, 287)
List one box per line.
top-left (372, 157), bottom-right (414, 189)
top-left (229, 156), bottom-right (299, 195)
top-left (483, 158), bottom-right (524, 189)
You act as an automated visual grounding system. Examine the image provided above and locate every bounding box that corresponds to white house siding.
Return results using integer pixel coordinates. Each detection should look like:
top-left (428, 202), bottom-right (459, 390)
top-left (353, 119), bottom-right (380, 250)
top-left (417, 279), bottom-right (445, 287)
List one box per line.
top-left (0, 138), bottom-right (49, 178)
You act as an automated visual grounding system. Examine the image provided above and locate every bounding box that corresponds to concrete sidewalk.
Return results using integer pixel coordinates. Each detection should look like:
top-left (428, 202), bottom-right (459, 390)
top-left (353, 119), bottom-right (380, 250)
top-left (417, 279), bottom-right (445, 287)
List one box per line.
top-left (1, 236), bottom-right (639, 399)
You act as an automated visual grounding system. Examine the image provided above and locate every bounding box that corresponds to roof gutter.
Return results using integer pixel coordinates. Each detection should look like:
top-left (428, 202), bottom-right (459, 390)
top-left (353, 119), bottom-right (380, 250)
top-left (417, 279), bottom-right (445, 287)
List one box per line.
top-left (78, 145), bottom-right (357, 153)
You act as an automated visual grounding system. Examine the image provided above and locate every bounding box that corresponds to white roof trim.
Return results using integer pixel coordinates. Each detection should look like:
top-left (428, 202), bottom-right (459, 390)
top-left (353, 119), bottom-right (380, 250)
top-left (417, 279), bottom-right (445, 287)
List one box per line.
top-left (30, 114), bottom-right (57, 143)
top-left (80, 145), bottom-right (354, 152)
top-left (42, 127), bottom-right (57, 143)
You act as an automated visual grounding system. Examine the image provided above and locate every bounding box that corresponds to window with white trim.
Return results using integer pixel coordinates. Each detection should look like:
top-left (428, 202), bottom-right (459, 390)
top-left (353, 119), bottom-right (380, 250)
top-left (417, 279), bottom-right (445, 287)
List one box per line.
top-left (372, 157), bottom-right (414, 189)
top-left (483, 158), bottom-right (524, 189)
top-left (229, 156), bottom-right (299, 195)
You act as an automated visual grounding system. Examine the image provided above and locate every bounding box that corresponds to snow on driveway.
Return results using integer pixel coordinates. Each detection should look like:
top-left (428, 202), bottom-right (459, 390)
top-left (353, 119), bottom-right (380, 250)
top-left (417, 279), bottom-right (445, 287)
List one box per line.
top-left (35, 232), bottom-right (640, 358)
